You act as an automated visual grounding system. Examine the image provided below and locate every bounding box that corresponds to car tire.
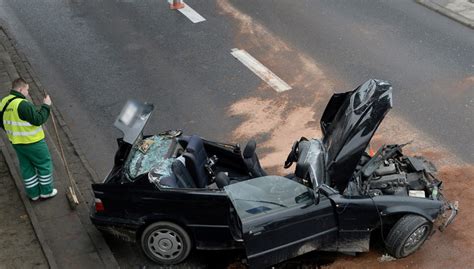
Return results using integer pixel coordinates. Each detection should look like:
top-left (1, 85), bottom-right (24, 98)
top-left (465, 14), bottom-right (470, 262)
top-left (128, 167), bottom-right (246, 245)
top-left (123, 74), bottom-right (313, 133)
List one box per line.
top-left (140, 221), bottom-right (192, 265)
top-left (385, 214), bottom-right (432, 258)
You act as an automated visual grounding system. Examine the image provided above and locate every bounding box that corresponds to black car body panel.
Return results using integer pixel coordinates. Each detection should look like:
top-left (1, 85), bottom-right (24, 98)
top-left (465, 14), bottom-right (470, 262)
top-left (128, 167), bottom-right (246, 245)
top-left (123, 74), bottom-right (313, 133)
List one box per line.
top-left (90, 79), bottom-right (457, 269)
top-left (322, 79), bottom-right (393, 192)
top-left (224, 176), bottom-right (338, 268)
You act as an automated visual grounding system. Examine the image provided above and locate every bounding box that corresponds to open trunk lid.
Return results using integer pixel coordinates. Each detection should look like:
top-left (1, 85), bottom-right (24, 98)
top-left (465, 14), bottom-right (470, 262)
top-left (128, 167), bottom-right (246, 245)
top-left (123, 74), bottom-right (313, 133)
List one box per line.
top-left (114, 100), bottom-right (154, 145)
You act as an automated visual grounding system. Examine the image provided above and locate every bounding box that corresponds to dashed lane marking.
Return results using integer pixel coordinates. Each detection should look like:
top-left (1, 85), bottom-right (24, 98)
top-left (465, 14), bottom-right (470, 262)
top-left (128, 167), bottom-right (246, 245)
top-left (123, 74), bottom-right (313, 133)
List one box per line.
top-left (168, 0), bottom-right (206, 23)
top-left (230, 48), bottom-right (292, 92)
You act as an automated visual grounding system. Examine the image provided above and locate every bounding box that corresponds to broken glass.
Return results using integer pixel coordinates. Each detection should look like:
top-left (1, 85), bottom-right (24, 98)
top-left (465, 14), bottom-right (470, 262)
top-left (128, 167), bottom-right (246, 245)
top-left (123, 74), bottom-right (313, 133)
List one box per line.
top-left (127, 135), bottom-right (174, 179)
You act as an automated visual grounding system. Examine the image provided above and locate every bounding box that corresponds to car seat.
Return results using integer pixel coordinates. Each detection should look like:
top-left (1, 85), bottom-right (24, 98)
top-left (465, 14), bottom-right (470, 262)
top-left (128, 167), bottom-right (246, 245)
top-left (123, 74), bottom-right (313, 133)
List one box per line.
top-left (243, 140), bottom-right (267, 178)
top-left (171, 160), bottom-right (197, 188)
top-left (183, 135), bottom-right (210, 188)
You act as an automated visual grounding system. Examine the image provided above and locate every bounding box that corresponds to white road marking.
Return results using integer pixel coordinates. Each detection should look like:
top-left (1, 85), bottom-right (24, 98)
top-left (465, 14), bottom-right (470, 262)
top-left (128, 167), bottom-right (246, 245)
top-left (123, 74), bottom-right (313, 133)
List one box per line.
top-left (230, 48), bottom-right (292, 92)
top-left (168, 0), bottom-right (206, 23)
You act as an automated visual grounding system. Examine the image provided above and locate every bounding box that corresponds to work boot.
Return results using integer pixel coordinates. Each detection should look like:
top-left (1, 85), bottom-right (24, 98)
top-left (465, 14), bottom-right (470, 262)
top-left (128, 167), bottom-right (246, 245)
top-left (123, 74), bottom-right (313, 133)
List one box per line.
top-left (40, 188), bottom-right (58, 199)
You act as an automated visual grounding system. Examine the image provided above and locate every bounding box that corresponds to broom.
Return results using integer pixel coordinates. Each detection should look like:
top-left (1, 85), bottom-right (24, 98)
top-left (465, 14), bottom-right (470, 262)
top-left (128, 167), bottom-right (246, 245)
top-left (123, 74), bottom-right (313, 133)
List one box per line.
top-left (42, 90), bottom-right (79, 209)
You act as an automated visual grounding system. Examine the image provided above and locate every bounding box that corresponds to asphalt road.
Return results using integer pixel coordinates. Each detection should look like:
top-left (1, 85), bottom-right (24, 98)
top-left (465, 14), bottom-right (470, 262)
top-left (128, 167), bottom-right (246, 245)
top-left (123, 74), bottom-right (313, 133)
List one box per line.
top-left (0, 0), bottom-right (472, 268)
top-left (0, 0), bottom-right (266, 179)
top-left (230, 0), bottom-right (474, 161)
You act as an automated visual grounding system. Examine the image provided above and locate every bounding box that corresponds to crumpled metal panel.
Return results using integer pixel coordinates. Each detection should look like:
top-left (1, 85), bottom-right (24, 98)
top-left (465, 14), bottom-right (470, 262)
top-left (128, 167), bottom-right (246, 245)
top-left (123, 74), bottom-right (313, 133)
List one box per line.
top-left (321, 79), bottom-right (393, 192)
top-left (128, 135), bottom-right (173, 179)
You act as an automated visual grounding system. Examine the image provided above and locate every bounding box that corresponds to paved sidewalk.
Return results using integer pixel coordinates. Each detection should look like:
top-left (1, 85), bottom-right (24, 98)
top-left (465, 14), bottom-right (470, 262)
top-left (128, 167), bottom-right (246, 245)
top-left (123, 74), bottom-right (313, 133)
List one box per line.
top-left (0, 148), bottom-right (48, 268)
top-left (417, 0), bottom-right (474, 28)
top-left (0, 26), bottom-right (119, 268)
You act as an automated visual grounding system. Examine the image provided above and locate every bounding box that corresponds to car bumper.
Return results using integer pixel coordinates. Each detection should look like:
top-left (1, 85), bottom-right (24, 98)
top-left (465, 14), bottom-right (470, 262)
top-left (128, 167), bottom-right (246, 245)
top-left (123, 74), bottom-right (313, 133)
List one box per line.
top-left (90, 207), bottom-right (142, 242)
top-left (437, 200), bottom-right (458, 231)
top-left (432, 187), bottom-right (459, 231)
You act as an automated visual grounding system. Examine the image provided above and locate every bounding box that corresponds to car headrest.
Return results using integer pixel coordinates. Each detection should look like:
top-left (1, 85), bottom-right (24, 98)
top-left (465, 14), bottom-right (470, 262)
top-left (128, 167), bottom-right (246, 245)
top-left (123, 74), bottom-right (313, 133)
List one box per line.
top-left (215, 172), bottom-right (230, 188)
top-left (185, 135), bottom-right (204, 154)
top-left (243, 140), bottom-right (257, 159)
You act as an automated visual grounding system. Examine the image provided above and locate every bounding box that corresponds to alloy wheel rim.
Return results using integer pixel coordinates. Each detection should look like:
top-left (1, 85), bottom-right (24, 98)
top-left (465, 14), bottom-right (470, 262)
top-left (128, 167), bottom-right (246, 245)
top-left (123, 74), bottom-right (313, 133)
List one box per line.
top-left (403, 225), bottom-right (429, 253)
top-left (147, 228), bottom-right (183, 260)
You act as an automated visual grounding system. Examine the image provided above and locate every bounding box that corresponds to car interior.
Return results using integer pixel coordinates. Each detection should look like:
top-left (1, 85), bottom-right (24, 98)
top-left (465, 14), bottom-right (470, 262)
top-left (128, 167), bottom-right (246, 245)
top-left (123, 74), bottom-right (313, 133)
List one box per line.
top-left (122, 132), bottom-right (323, 190)
top-left (116, 132), bottom-right (323, 192)
top-left (157, 135), bottom-right (268, 189)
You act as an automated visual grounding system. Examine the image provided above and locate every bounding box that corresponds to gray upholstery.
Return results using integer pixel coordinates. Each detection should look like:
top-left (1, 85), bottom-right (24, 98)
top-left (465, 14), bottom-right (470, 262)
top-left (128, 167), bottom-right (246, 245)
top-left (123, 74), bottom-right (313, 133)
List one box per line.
top-left (171, 160), bottom-right (196, 188)
top-left (243, 140), bottom-right (267, 178)
top-left (183, 135), bottom-right (209, 188)
top-left (158, 175), bottom-right (179, 188)
top-left (215, 172), bottom-right (231, 188)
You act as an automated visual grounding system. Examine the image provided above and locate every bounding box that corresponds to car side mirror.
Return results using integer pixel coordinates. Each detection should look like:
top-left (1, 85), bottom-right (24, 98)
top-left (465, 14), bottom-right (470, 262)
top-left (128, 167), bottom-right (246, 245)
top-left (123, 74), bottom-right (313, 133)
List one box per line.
top-left (295, 190), bottom-right (317, 205)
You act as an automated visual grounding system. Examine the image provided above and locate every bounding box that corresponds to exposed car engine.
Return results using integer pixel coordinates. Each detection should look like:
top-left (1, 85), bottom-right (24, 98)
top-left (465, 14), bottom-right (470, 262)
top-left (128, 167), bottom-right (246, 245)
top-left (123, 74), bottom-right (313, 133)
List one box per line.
top-left (349, 144), bottom-right (443, 199)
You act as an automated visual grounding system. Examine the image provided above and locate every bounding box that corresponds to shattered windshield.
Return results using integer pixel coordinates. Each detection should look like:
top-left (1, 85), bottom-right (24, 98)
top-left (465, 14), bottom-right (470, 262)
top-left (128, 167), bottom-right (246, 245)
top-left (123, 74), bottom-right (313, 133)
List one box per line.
top-left (126, 135), bottom-right (175, 180)
top-left (224, 176), bottom-right (314, 220)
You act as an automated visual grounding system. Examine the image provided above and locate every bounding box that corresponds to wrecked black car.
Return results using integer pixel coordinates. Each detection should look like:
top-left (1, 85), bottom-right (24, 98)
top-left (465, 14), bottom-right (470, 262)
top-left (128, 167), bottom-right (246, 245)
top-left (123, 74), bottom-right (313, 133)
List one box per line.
top-left (90, 79), bottom-right (458, 269)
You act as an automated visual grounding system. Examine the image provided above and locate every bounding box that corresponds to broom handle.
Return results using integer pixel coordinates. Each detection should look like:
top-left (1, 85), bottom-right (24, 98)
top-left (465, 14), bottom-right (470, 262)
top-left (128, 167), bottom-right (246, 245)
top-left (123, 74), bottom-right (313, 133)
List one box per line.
top-left (42, 90), bottom-right (78, 197)
top-left (51, 111), bottom-right (77, 194)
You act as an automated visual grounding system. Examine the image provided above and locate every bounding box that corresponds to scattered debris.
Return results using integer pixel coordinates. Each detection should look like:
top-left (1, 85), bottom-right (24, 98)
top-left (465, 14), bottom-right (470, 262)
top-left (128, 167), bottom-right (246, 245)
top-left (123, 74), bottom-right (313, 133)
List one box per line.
top-left (138, 138), bottom-right (154, 154)
top-left (378, 254), bottom-right (397, 262)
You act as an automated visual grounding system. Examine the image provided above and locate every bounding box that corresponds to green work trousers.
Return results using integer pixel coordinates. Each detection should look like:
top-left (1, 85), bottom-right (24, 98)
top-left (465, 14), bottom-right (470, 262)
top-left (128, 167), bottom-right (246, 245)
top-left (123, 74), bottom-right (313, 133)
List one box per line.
top-left (12, 139), bottom-right (54, 198)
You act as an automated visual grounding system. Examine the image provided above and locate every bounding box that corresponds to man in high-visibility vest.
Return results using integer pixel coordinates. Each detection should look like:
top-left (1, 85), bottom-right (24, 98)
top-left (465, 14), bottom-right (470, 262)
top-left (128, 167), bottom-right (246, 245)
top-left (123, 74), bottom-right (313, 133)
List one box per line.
top-left (1, 78), bottom-right (57, 200)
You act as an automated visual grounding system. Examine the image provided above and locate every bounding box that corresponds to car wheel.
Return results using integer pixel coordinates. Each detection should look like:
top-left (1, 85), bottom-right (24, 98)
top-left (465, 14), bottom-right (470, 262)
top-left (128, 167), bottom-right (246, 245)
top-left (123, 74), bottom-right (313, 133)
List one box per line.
top-left (140, 221), bottom-right (192, 264)
top-left (385, 214), bottom-right (432, 258)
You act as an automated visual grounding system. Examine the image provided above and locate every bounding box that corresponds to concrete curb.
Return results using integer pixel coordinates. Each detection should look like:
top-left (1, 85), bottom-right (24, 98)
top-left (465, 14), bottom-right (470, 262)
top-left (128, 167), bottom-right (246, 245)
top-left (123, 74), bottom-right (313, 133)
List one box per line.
top-left (0, 138), bottom-right (59, 269)
top-left (417, 0), bottom-right (474, 29)
top-left (0, 26), bottom-right (120, 268)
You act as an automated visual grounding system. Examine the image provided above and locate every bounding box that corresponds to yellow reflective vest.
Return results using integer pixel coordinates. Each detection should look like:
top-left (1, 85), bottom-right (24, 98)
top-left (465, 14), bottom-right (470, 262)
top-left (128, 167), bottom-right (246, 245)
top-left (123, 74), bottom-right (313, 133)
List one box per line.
top-left (1, 94), bottom-right (45, 144)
